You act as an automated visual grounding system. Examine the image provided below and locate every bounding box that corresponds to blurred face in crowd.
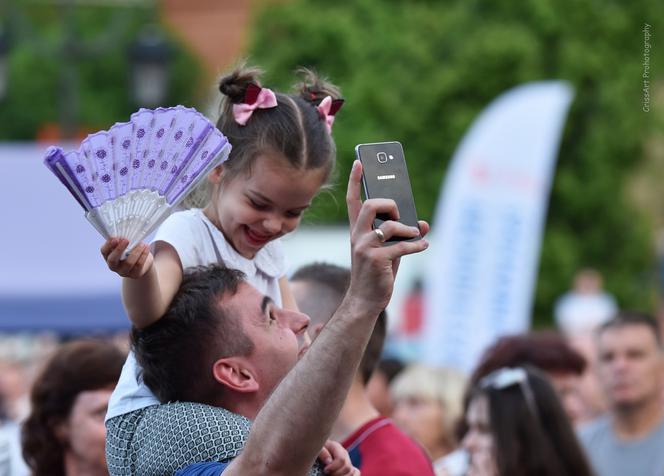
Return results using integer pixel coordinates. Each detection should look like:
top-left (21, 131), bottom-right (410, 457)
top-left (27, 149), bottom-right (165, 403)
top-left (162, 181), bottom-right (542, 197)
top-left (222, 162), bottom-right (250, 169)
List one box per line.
top-left (393, 395), bottom-right (447, 459)
top-left (462, 395), bottom-right (497, 476)
top-left (61, 388), bottom-right (113, 475)
top-left (0, 360), bottom-right (33, 423)
top-left (569, 333), bottom-right (608, 423)
top-left (547, 372), bottom-right (584, 423)
top-left (366, 370), bottom-right (394, 416)
top-left (597, 324), bottom-right (664, 410)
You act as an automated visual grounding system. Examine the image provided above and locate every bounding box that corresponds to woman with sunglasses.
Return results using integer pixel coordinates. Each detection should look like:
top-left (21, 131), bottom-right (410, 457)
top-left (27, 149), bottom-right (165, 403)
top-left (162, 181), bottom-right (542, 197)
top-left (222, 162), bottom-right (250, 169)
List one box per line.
top-left (461, 366), bottom-right (594, 476)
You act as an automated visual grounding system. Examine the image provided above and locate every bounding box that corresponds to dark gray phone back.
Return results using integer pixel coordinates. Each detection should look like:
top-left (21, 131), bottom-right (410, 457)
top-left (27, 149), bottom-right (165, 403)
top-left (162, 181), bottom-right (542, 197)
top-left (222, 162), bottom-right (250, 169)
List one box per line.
top-left (355, 141), bottom-right (420, 243)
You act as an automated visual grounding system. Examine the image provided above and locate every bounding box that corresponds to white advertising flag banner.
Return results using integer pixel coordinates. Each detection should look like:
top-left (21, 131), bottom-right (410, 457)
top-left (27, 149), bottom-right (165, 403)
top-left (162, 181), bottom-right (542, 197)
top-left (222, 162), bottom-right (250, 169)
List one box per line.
top-left (421, 81), bottom-right (574, 373)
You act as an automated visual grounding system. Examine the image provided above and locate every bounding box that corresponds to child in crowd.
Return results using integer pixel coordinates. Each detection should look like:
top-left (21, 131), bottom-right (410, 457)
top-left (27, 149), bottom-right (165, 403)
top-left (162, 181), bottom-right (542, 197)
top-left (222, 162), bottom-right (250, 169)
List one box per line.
top-left (101, 64), bottom-right (347, 474)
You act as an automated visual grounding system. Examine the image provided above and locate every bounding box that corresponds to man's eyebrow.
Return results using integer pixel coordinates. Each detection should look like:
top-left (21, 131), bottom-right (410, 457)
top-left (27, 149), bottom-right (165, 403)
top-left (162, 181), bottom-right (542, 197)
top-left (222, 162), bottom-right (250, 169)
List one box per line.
top-left (261, 296), bottom-right (274, 314)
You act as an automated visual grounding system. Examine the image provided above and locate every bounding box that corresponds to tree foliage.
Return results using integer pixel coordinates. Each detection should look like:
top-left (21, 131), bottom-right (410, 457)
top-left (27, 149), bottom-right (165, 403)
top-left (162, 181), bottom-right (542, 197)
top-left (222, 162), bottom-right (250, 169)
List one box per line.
top-left (0, 4), bottom-right (202, 139)
top-left (248, 0), bottom-right (664, 324)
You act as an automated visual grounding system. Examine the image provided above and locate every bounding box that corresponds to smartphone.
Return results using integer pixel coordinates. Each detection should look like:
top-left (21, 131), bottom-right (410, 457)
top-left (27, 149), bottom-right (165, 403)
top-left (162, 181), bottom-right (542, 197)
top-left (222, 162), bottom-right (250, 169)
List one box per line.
top-left (355, 141), bottom-right (420, 244)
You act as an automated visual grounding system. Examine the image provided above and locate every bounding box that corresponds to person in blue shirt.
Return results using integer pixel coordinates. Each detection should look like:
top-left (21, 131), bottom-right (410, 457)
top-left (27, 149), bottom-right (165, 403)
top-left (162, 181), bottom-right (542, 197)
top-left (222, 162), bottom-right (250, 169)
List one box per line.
top-left (176, 462), bottom-right (229, 476)
top-left (175, 440), bottom-right (355, 476)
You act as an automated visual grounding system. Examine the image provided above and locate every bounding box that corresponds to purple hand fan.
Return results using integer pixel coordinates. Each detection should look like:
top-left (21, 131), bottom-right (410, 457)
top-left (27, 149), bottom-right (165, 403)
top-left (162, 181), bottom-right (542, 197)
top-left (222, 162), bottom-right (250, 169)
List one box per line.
top-left (44, 105), bottom-right (231, 253)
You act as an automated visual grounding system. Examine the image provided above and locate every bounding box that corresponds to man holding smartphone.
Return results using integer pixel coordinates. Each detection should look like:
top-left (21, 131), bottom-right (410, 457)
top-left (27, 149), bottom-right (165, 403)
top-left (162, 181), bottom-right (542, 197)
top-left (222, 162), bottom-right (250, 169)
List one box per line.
top-left (108, 161), bottom-right (429, 476)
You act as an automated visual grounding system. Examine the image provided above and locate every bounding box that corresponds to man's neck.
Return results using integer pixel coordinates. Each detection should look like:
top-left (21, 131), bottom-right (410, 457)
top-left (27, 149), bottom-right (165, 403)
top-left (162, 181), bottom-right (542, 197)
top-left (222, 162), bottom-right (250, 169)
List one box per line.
top-left (218, 392), bottom-right (262, 421)
top-left (612, 395), bottom-right (664, 440)
top-left (330, 379), bottom-right (380, 442)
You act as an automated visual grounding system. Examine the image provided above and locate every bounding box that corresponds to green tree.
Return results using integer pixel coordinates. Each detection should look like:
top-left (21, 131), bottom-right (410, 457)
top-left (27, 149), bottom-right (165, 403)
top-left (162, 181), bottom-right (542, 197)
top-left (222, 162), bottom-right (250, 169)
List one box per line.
top-left (0, 3), bottom-right (202, 139)
top-left (249, 0), bottom-right (664, 324)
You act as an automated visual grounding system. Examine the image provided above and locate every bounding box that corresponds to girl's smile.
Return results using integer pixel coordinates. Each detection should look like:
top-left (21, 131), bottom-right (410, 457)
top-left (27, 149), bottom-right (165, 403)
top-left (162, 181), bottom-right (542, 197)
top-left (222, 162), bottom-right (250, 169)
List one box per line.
top-left (244, 226), bottom-right (275, 247)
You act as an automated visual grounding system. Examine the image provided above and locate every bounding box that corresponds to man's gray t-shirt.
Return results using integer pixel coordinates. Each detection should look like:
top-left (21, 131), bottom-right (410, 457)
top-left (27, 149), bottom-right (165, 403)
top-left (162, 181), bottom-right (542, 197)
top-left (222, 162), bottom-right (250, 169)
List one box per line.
top-left (578, 415), bottom-right (664, 476)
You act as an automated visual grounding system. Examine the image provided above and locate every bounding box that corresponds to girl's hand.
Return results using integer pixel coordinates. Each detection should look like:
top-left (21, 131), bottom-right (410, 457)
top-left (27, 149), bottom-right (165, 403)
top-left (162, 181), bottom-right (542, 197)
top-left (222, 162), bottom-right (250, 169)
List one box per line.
top-left (318, 440), bottom-right (360, 476)
top-left (100, 237), bottom-right (153, 279)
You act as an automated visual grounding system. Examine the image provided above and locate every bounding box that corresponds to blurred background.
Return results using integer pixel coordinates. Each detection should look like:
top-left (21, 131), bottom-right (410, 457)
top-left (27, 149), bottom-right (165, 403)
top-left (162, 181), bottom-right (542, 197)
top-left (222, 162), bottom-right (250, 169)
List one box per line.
top-left (0, 0), bottom-right (662, 468)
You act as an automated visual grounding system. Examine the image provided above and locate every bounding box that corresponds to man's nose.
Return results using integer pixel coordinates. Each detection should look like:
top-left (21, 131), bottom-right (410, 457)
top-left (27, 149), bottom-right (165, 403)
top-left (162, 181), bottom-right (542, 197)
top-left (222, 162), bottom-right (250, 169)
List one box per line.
top-left (611, 354), bottom-right (630, 371)
top-left (291, 310), bottom-right (311, 335)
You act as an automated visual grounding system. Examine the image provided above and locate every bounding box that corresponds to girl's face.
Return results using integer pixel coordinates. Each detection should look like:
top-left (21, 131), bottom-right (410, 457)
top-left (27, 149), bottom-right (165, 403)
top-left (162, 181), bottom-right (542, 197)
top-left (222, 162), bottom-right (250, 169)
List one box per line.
top-left (462, 395), bottom-right (498, 476)
top-left (392, 395), bottom-right (447, 459)
top-left (206, 152), bottom-right (327, 259)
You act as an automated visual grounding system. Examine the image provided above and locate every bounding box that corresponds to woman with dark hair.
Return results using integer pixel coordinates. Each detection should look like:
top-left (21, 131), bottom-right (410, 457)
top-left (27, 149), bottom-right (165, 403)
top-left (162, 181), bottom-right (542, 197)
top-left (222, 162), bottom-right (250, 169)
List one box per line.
top-left (470, 332), bottom-right (587, 424)
top-left (462, 366), bottom-right (594, 476)
top-left (22, 340), bottom-right (125, 476)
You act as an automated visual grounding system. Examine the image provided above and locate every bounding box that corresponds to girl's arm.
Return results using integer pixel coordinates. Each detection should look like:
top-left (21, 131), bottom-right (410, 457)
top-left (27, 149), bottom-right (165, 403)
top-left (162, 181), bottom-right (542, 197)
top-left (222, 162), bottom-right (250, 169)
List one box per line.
top-left (102, 238), bottom-right (183, 329)
top-left (279, 276), bottom-right (300, 311)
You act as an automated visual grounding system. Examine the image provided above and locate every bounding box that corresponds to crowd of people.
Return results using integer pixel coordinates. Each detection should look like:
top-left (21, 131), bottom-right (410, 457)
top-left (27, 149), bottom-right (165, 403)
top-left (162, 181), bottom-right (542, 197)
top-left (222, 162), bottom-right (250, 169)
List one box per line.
top-left (2, 64), bottom-right (664, 476)
top-left (3, 284), bottom-right (663, 476)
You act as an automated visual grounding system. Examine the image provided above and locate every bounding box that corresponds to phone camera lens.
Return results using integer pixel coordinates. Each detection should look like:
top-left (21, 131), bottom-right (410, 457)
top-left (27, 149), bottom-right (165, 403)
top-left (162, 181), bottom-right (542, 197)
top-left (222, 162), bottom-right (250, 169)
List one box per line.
top-left (377, 152), bottom-right (388, 164)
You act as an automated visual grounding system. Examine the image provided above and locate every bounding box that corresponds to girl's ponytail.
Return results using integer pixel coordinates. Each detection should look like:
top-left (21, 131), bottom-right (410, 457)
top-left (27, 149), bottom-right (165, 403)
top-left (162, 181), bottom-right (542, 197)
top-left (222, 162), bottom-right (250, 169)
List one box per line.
top-left (208, 63), bottom-right (341, 193)
top-left (295, 67), bottom-right (342, 105)
top-left (218, 64), bottom-right (264, 104)
top-left (181, 65), bottom-right (264, 210)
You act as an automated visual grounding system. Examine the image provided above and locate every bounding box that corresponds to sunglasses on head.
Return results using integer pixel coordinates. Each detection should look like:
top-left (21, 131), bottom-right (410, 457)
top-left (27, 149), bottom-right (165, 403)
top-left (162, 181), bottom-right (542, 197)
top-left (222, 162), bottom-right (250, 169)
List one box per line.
top-left (479, 367), bottom-right (539, 418)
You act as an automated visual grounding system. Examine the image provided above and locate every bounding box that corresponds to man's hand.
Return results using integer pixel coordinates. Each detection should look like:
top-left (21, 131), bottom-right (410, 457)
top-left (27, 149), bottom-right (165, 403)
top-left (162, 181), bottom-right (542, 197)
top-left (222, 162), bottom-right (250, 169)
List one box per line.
top-left (345, 160), bottom-right (429, 314)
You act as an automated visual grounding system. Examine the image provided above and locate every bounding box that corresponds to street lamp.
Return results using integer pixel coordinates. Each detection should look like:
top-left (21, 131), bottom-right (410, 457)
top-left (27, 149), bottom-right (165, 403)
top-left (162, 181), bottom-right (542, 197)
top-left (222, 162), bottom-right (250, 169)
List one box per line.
top-left (129, 26), bottom-right (172, 107)
top-left (0, 27), bottom-right (9, 101)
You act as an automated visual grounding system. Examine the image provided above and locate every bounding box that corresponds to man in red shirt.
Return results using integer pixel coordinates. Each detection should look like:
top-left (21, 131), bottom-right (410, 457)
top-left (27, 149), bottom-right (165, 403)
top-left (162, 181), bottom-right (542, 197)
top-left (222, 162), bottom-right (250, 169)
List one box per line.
top-left (292, 263), bottom-right (435, 476)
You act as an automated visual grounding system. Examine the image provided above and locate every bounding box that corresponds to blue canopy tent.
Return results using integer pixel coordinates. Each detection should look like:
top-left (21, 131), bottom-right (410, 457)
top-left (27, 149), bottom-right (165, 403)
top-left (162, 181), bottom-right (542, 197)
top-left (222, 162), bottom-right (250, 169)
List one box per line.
top-left (0, 295), bottom-right (127, 334)
top-left (0, 143), bottom-right (426, 336)
top-left (0, 144), bottom-right (129, 334)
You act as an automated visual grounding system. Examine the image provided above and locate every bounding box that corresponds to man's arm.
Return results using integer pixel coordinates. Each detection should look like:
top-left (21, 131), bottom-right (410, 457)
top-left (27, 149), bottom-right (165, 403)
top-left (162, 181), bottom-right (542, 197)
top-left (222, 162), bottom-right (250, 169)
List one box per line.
top-left (225, 161), bottom-right (429, 476)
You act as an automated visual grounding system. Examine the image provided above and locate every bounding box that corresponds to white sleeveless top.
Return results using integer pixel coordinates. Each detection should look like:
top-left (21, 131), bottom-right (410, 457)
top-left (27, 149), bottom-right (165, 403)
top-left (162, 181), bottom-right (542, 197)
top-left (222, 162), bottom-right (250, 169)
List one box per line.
top-left (106, 208), bottom-right (286, 421)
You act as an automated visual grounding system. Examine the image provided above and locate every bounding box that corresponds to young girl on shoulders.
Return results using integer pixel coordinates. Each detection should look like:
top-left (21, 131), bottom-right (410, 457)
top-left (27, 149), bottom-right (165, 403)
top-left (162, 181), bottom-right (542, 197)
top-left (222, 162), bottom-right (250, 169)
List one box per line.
top-left (102, 64), bottom-right (342, 326)
top-left (101, 64), bottom-right (343, 422)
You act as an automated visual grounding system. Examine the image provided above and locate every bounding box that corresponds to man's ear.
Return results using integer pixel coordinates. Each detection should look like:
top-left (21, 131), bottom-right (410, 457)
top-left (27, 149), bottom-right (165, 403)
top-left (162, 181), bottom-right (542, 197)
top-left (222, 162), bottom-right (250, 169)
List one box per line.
top-left (212, 357), bottom-right (259, 393)
top-left (208, 164), bottom-right (224, 184)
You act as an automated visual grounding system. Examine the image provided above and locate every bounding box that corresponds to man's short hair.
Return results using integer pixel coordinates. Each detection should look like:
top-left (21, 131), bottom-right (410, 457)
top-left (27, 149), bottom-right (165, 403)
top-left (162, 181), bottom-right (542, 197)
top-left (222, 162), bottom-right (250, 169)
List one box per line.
top-left (132, 265), bottom-right (254, 404)
top-left (375, 357), bottom-right (405, 384)
top-left (470, 332), bottom-right (586, 384)
top-left (597, 310), bottom-right (662, 347)
top-left (291, 262), bottom-right (386, 384)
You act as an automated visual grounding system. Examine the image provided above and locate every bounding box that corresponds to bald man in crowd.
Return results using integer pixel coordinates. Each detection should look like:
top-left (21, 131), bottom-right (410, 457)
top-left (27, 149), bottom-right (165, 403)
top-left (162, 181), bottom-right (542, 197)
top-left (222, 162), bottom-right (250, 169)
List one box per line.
top-left (291, 262), bottom-right (435, 476)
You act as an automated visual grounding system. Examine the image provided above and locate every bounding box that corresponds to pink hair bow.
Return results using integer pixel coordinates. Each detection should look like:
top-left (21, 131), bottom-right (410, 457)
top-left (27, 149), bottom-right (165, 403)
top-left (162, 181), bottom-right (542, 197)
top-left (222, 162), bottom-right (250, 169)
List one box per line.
top-left (316, 96), bottom-right (344, 133)
top-left (232, 83), bottom-right (278, 126)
